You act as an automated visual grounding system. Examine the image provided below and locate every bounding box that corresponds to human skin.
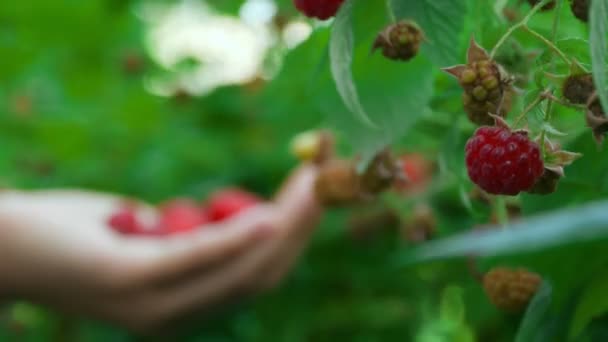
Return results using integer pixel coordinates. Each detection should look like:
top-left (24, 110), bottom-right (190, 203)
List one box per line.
top-left (0, 164), bottom-right (322, 333)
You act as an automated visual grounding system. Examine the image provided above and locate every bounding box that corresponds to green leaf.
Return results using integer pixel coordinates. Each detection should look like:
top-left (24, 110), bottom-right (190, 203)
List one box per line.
top-left (590, 0), bottom-right (608, 112)
top-left (570, 273), bottom-right (608, 339)
top-left (330, 0), bottom-right (377, 128)
top-left (389, 0), bottom-right (468, 66)
top-left (440, 286), bottom-right (466, 323)
top-left (326, 0), bottom-right (434, 160)
top-left (400, 200), bottom-right (608, 263)
top-left (515, 281), bottom-right (553, 342)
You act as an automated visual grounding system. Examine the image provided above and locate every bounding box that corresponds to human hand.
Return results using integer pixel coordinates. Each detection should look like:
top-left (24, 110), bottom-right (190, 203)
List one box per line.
top-left (0, 165), bottom-right (322, 333)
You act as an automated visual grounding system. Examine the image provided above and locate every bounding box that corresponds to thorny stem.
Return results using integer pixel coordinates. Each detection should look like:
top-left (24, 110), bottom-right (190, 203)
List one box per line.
top-left (521, 25), bottom-right (571, 66)
top-left (544, 91), bottom-right (554, 122)
top-left (490, 0), bottom-right (550, 58)
top-left (514, 92), bottom-right (545, 127)
top-left (540, 94), bottom-right (553, 159)
top-left (542, 92), bottom-right (587, 110)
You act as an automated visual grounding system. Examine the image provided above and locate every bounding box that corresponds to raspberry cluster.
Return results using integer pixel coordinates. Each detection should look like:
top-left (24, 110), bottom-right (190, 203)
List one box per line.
top-left (373, 21), bottom-right (424, 62)
top-left (465, 126), bottom-right (544, 195)
top-left (108, 189), bottom-right (261, 237)
top-left (483, 267), bottom-right (542, 313)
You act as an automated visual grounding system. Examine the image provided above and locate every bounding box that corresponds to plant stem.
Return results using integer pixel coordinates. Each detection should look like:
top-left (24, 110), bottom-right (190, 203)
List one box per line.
top-left (539, 129), bottom-right (547, 158)
top-left (494, 196), bottom-right (509, 228)
top-left (542, 92), bottom-right (587, 110)
top-left (521, 25), bottom-right (571, 66)
top-left (490, 0), bottom-right (550, 58)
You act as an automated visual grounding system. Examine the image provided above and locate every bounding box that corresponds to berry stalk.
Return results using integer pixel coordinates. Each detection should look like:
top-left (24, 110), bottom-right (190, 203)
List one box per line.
top-left (490, 0), bottom-right (552, 58)
top-left (521, 25), bottom-right (570, 66)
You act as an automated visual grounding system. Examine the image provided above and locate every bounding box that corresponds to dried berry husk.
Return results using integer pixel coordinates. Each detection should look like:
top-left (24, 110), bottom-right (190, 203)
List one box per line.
top-left (360, 148), bottom-right (403, 196)
top-left (444, 39), bottom-right (514, 126)
top-left (314, 159), bottom-right (361, 206)
top-left (586, 94), bottom-right (608, 144)
top-left (401, 203), bottom-right (437, 243)
top-left (372, 21), bottom-right (424, 62)
top-left (570, 0), bottom-right (590, 22)
top-left (348, 208), bottom-right (400, 241)
top-left (527, 168), bottom-right (562, 194)
top-left (563, 73), bottom-right (595, 104)
top-left (483, 267), bottom-right (542, 313)
top-left (527, 0), bottom-right (556, 10)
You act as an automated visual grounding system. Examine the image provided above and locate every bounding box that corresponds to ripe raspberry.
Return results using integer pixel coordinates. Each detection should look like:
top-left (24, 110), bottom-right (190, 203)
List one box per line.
top-left (108, 207), bottom-right (144, 235)
top-left (207, 188), bottom-right (261, 222)
top-left (396, 153), bottom-right (434, 195)
top-left (570, 0), bottom-right (589, 22)
top-left (157, 199), bottom-right (209, 234)
top-left (465, 126), bottom-right (544, 195)
top-left (483, 267), bottom-right (542, 313)
top-left (444, 39), bottom-right (514, 126)
top-left (372, 21), bottom-right (424, 62)
top-left (563, 73), bottom-right (595, 104)
top-left (293, 0), bottom-right (344, 20)
top-left (527, 0), bottom-right (556, 10)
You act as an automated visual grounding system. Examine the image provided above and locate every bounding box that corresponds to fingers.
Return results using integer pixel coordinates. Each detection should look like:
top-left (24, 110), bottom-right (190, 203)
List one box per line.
top-left (151, 237), bottom-right (281, 320)
top-left (252, 164), bottom-right (323, 290)
top-left (105, 206), bottom-right (278, 289)
top-left (123, 165), bottom-right (325, 321)
top-left (274, 164), bottom-right (323, 230)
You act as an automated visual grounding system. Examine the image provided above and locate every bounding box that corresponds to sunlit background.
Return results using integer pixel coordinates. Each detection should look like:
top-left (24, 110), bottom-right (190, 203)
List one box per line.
top-left (143, 0), bottom-right (313, 96)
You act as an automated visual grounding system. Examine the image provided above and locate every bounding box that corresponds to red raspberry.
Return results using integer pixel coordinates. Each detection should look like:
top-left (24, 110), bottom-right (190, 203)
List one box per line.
top-left (207, 189), bottom-right (261, 222)
top-left (396, 153), bottom-right (434, 194)
top-left (157, 199), bottom-right (209, 234)
top-left (293, 0), bottom-right (345, 20)
top-left (465, 126), bottom-right (544, 195)
top-left (108, 207), bottom-right (144, 235)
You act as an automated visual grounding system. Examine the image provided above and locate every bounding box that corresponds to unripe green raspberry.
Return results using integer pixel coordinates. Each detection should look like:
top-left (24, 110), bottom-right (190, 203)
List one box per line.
top-left (444, 39), bottom-right (514, 125)
top-left (373, 21), bottom-right (424, 62)
top-left (483, 267), bottom-right (542, 313)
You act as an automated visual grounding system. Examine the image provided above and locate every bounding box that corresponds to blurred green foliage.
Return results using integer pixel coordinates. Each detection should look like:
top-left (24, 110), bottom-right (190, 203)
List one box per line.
top-left (2, 0), bottom-right (608, 341)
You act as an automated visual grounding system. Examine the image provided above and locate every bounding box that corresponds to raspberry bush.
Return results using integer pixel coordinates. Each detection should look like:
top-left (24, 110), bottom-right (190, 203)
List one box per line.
top-left (4, 0), bottom-right (608, 341)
